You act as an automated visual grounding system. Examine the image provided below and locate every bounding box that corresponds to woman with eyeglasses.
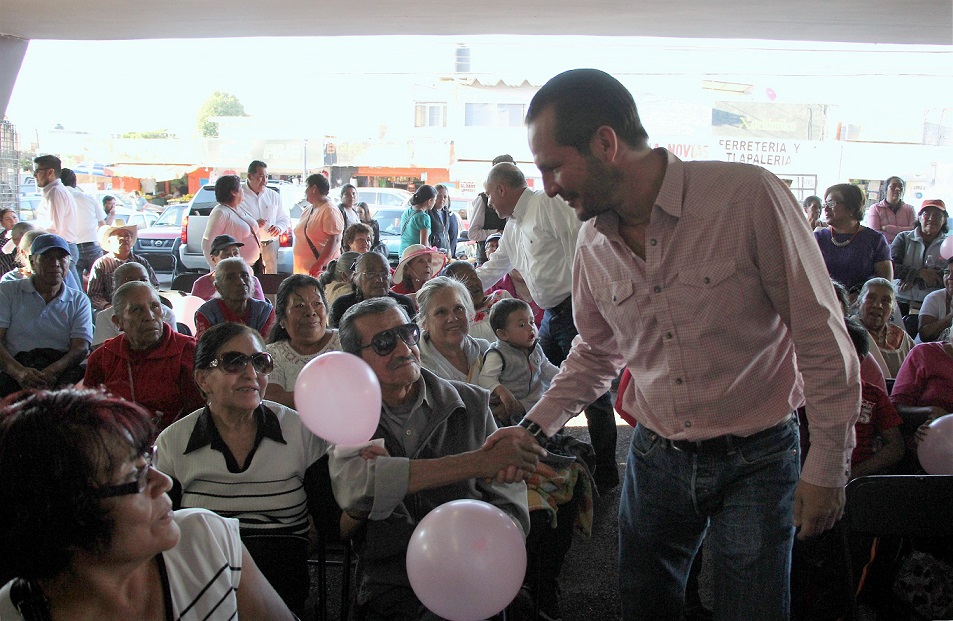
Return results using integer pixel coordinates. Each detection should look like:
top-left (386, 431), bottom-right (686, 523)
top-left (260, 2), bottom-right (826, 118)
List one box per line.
top-left (156, 322), bottom-right (330, 616)
top-left (201, 175), bottom-right (261, 271)
top-left (0, 389), bottom-right (294, 620)
top-left (328, 251), bottom-right (416, 329)
top-left (815, 183), bottom-right (893, 297)
top-left (264, 275), bottom-right (341, 409)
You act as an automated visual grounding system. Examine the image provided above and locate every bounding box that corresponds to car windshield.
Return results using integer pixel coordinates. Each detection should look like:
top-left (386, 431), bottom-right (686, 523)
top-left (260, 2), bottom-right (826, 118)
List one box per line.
top-left (153, 205), bottom-right (188, 227)
top-left (375, 209), bottom-right (405, 236)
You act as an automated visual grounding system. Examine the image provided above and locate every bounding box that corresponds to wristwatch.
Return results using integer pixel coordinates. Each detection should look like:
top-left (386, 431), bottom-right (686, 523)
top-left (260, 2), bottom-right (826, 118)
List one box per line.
top-left (518, 418), bottom-right (549, 442)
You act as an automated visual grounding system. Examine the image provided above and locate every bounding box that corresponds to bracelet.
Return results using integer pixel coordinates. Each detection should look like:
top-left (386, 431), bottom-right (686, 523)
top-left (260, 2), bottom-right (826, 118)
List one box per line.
top-left (518, 418), bottom-right (549, 442)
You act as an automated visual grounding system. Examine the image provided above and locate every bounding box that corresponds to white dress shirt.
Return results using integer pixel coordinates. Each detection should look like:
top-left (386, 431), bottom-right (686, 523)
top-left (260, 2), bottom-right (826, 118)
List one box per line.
top-left (240, 183), bottom-right (289, 243)
top-left (476, 188), bottom-right (580, 310)
top-left (67, 187), bottom-right (103, 244)
top-left (38, 179), bottom-right (78, 243)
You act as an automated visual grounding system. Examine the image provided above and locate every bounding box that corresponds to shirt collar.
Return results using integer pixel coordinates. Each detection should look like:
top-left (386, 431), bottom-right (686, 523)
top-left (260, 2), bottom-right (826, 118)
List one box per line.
top-left (41, 178), bottom-right (63, 196)
top-left (593, 147), bottom-right (681, 238)
top-left (510, 187), bottom-right (532, 222)
top-left (184, 402), bottom-right (286, 454)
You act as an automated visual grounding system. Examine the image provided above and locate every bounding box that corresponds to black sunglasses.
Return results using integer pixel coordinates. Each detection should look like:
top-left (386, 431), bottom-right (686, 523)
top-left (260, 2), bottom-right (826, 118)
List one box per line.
top-left (95, 445), bottom-right (156, 498)
top-left (209, 351), bottom-right (274, 375)
top-left (359, 323), bottom-right (420, 356)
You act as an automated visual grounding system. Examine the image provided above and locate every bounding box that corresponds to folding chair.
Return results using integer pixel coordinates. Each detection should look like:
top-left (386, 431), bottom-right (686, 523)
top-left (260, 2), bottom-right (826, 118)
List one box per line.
top-left (169, 272), bottom-right (203, 293)
top-left (842, 475), bottom-right (953, 620)
top-left (305, 456), bottom-right (356, 621)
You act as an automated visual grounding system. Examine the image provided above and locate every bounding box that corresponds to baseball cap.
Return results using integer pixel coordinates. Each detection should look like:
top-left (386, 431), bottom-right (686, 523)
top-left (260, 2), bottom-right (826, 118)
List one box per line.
top-left (211, 234), bottom-right (244, 255)
top-left (30, 234), bottom-right (71, 257)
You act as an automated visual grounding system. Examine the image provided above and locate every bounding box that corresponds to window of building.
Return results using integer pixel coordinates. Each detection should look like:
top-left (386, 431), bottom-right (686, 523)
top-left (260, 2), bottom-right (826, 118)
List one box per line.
top-left (415, 103), bottom-right (447, 128)
top-left (464, 103), bottom-right (526, 127)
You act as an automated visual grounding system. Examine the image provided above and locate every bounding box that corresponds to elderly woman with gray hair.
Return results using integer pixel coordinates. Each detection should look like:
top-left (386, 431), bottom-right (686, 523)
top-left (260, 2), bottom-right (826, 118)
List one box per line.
top-left (83, 280), bottom-right (205, 429)
top-left (856, 277), bottom-right (915, 379)
top-left (415, 275), bottom-right (490, 384)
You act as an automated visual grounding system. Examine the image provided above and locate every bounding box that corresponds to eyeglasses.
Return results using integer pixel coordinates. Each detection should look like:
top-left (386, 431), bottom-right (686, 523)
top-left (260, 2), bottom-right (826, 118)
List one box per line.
top-left (360, 271), bottom-right (389, 282)
top-left (33, 167), bottom-right (51, 174)
top-left (823, 200), bottom-right (843, 209)
top-left (359, 323), bottom-right (420, 356)
top-left (95, 445), bottom-right (156, 498)
top-left (209, 351), bottom-right (274, 374)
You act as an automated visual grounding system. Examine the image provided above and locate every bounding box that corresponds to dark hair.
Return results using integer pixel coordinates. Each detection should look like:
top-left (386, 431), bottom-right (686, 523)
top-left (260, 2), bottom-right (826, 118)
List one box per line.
top-left (341, 183), bottom-right (356, 194)
top-left (0, 389), bottom-right (156, 581)
top-left (33, 154), bottom-right (62, 175)
top-left (844, 316), bottom-right (870, 359)
top-left (525, 68), bottom-right (649, 153)
top-left (411, 185), bottom-right (437, 207)
top-left (0, 208), bottom-right (14, 222)
top-left (492, 154), bottom-right (516, 166)
top-left (802, 196), bottom-right (821, 210)
top-left (882, 176), bottom-right (905, 197)
top-left (489, 297), bottom-right (532, 333)
top-left (825, 183), bottom-right (866, 222)
top-left (268, 275), bottom-right (327, 344)
top-left (60, 168), bottom-right (77, 187)
top-left (831, 280), bottom-right (851, 316)
top-left (102, 194), bottom-right (115, 207)
top-left (344, 222), bottom-right (373, 249)
top-left (305, 173), bottom-right (330, 196)
top-left (195, 322), bottom-right (263, 370)
top-left (339, 297), bottom-right (407, 355)
top-left (214, 175), bottom-right (241, 204)
top-left (247, 160), bottom-right (267, 175)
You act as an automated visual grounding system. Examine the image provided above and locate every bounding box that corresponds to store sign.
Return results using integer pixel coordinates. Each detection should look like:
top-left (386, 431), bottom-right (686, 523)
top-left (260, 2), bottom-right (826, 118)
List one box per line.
top-left (715, 139), bottom-right (802, 167)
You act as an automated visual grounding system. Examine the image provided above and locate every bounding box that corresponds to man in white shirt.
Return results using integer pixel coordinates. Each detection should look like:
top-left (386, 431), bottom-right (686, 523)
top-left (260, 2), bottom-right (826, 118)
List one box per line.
top-left (240, 160), bottom-right (290, 274)
top-left (338, 184), bottom-right (362, 229)
top-left (33, 155), bottom-right (81, 285)
top-left (60, 168), bottom-right (105, 281)
top-left (476, 162), bottom-right (620, 491)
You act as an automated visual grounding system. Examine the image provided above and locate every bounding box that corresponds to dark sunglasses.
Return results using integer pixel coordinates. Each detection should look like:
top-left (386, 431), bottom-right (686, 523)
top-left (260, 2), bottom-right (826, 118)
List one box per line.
top-left (209, 351), bottom-right (274, 375)
top-left (359, 323), bottom-right (420, 356)
top-left (95, 445), bottom-right (156, 498)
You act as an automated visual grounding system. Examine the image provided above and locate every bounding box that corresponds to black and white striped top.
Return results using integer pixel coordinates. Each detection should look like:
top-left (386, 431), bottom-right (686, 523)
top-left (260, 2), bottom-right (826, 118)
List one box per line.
top-left (156, 402), bottom-right (330, 541)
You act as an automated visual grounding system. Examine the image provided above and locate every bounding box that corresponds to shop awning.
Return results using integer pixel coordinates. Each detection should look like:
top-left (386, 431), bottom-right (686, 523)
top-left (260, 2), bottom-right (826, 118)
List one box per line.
top-left (104, 164), bottom-right (195, 181)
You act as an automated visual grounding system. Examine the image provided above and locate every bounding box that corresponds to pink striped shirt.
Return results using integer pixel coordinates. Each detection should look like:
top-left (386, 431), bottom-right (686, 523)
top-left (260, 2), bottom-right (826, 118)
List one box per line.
top-left (526, 150), bottom-right (861, 488)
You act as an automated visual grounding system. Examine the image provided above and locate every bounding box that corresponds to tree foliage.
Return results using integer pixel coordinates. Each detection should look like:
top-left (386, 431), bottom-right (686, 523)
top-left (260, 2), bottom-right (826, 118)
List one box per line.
top-left (196, 91), bottom-right (248, 138)
top-left (120, 129), bottom-right (174, 139)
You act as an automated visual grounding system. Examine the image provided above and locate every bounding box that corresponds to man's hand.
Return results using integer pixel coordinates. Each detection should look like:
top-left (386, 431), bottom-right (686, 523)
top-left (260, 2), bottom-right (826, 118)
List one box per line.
top-left (482, 426), bottom-right (546, 483)
top-left (478, 427), bottom-right (546, 480)
top-left (793, 479), bottom-right (845, 540)
top-left (15, 365), bottom-right (49, 390)
top-left (267, 225), bottom-right (282, 236)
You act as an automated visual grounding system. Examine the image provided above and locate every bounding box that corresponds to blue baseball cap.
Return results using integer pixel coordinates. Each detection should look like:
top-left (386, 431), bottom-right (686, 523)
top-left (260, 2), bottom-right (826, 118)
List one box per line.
top-left (30, 234), bottom-right (71, 257)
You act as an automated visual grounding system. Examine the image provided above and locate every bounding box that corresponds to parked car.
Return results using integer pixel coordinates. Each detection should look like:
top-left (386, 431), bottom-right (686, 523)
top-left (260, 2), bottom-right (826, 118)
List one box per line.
top-left (174, 183), bottom-right (299, 276)
top-left (372, 207), bottom-right (405, 265)
top-left (329, 187), bottom-right (412, 214)
top-left (133, 202), bottom-right (201, 274)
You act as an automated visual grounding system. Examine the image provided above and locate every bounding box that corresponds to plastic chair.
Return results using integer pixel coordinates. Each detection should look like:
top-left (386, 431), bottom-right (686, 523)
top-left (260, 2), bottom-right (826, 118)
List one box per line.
top-left (841, 475), bottom-right (953, 619)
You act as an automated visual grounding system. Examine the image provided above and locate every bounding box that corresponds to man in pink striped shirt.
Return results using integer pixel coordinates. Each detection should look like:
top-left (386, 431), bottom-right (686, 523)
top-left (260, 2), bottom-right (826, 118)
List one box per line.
top-left (506, 69), bottom-right (861, 620)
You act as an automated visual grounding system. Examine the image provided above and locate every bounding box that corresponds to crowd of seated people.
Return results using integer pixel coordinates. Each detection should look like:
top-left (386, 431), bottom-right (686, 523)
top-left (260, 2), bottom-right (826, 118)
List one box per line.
top-left (1, 158), bottom-right (950, 621)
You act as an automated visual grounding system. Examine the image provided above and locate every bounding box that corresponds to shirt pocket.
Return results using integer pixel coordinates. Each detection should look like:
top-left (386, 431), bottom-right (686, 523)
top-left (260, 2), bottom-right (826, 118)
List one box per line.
top-left (676, 259), bottom-right (737, 289)
top-left (592, 279), bottom-right (635, 307)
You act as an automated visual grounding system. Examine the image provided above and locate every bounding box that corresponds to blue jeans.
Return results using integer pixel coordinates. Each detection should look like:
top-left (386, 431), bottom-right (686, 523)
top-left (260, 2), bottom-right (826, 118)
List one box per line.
top-left (539, 297), bottom-right (618, 481)
top-left (619, 419), bottom-right (800, 621)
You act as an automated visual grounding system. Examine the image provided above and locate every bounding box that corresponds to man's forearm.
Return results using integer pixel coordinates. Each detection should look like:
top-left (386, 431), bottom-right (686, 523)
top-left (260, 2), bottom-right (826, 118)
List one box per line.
top-left (406, 451), bottom-right (487, 495)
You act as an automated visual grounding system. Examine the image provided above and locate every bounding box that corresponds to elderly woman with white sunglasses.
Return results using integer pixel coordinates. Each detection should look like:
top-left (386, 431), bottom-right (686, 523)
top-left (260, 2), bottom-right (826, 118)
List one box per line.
top-left (156, 321), bottom-right (329, 617)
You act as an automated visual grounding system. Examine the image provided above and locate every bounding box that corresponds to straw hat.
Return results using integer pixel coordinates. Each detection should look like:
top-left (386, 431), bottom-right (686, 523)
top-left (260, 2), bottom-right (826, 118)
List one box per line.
top-left (98, 223), bottom-right (138, 250)
top-left (393, 244), bottom-right (448, 283)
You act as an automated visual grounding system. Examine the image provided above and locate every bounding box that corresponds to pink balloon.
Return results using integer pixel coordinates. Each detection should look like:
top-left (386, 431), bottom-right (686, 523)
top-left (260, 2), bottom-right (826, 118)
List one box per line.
top-left (940, 236), bottom-right (953, 260)
top-left (294, 352), bottom-right (381, 445)
top-left (406, 499), bottom-right (526, 621)
top-left (918, 413), bottom-right (953, 474)
top-left (179, 295), bottom-right (205, 335)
